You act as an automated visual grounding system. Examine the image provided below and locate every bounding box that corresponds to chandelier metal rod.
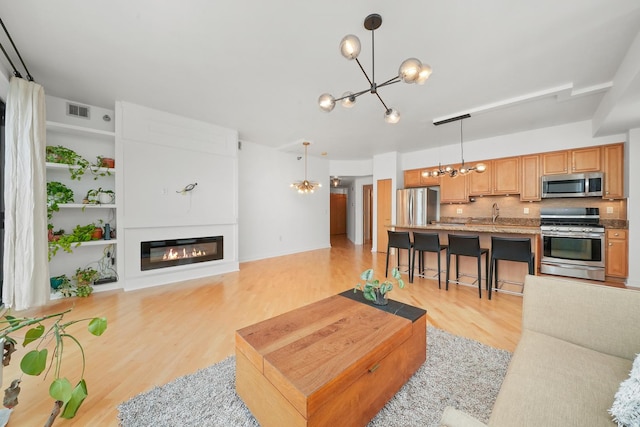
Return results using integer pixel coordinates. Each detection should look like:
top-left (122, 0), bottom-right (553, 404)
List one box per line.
top-left (355, 58), bottom-right (374, 88)
top-left (377, 76), bottom-right (401, 88)
top-left (371, 24), bottom-right (375, 88)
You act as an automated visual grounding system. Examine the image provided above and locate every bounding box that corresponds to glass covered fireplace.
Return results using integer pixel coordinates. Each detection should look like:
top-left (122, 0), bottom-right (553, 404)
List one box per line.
top-left (140, 236), bottom-right (223, 271)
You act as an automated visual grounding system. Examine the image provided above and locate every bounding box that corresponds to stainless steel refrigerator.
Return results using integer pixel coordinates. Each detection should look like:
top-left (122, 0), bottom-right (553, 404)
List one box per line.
top-left (396, 187), bottom-right (438, 226)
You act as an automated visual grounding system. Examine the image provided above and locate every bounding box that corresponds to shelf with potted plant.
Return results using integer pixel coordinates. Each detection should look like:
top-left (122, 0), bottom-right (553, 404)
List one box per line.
top-left (45, 118), bottom-right (121, 294)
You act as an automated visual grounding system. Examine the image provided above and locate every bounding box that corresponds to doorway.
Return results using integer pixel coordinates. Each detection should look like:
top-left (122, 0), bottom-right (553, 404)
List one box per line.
top-left (363, 184), bottom-right (373, 245)
top-left (330, 192), bottom-right (347, 235)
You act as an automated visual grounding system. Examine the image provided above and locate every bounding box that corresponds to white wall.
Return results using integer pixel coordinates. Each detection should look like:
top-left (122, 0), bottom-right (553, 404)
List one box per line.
top-left (400, 120), bottom-right (626, 170)
top-left (238, 140), bottom-right (330, 262)
top-left (626, 128), bottom-right (640, 288)
top-left (372, 152), bottom-right (400, 252)
top-left (117, 102), bottom-right (240, 290)
top-left (344, 176), bottom-right (373, 245)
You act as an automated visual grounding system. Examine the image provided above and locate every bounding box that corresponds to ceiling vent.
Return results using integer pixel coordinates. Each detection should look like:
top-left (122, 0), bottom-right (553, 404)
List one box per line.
top-left (66, 102), bottom-right (90, 119)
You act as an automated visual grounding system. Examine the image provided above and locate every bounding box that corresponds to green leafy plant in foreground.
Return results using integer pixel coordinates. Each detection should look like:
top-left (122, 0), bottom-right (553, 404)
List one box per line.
top-left (1, 307), bottom-right (107, 424)
top-left (354, 268), bottom-right (405, 302)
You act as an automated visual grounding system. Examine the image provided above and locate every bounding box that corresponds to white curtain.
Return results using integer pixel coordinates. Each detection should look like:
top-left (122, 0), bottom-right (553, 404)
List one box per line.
top-left (2, 77), bottom-right (49, 310)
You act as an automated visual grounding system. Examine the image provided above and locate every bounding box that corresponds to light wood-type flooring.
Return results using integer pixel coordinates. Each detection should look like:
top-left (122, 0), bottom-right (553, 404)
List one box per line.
top-left (5, 235), bottom-right (523, 426)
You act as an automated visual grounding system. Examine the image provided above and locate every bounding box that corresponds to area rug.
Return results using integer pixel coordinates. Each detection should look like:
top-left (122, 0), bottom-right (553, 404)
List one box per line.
top-left (117, 326), bottom-right (511, 426)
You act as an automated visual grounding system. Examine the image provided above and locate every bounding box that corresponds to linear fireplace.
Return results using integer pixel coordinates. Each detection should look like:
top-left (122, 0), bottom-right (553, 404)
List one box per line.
top-left (141, 236), bottom-right (223, 271)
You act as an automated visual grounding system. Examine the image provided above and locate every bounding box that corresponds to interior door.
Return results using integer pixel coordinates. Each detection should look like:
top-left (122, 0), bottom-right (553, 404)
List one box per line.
top-left (376, 179), bottom-right (392, 253)
top-left (363, 184), bottom-right (373, 244)
top-left (330, 193), bottom-right (347, 235)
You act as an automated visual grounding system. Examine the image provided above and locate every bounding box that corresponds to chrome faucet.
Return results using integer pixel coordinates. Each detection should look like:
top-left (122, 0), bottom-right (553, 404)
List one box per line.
top-left (492, 202), bottom-right (500, 223)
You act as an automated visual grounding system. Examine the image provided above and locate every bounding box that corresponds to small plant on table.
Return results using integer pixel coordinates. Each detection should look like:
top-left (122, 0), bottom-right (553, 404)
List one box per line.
top-left (354, 268), bottom-right (405, 306)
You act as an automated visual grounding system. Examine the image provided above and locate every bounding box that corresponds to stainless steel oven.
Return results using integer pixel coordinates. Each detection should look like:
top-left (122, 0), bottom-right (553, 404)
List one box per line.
top-left (540, 208), bottom-right (605, 281)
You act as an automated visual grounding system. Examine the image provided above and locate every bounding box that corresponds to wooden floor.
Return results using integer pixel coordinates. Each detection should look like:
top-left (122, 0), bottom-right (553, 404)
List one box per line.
top-left (5, 235), bottom-right (523, 426)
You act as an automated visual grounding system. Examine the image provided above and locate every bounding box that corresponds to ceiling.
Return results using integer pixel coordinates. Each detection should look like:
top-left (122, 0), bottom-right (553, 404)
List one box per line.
top-left (2, 1), bottom-right (640, 160)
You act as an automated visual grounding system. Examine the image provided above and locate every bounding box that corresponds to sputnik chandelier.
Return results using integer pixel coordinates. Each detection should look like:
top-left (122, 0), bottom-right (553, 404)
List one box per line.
top-left (318, 13), bottom-right (432, 124)
top-left (291, 142), bottom-right (321, 194)
top-left (430, 115), bottom-right (486, 178)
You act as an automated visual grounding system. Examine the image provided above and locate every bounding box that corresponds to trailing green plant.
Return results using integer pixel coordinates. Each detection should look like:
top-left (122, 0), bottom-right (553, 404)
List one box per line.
top-left (354, 268), bottom-right (405, 303)
top-left (46, 181), bottom-right (75, 220)
top-left (89, 156), bottom-right (113, 180)
top-left (48, 224), bottom-right (97, 260)
top-left (72, 267), bottom-right (98, 298)
top-left (0, 307), bottom-right (107, 424)
top-left (46, 146), bottom-right (89, 180)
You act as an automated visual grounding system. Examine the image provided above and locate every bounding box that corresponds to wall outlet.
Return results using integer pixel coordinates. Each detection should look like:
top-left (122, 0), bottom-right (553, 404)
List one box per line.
top-left (523, 207), bottom-right (529, 214)
top-left (606, 206), bottom-right (614, 214)
top-left (456, 208), bottom-right (463, 214)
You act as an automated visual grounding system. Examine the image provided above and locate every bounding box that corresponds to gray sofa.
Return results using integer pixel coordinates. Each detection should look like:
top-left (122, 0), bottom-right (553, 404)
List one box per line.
top-left (439, 274), bottom-right (640, 427)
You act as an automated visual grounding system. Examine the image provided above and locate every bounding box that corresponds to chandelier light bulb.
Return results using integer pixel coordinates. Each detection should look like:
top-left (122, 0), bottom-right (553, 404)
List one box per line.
top-left (341, 92), bottom-right (356, 108)
top-left (340, 34), bottom-right (361, 60)
top-left (384, 108), bottom-right (400, 124)
top-left (475, 163), bottom-right (487, 173)
top-left (318, 93), bottom-right (336, 112)
top-left (416, 64), bottom-right (433, 85)
top-left (399, 58), bottom-right (423, 84)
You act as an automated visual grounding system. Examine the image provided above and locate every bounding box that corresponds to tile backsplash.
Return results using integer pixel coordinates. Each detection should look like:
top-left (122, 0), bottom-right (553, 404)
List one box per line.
top-left (440, 195), bottom-right (627, 225)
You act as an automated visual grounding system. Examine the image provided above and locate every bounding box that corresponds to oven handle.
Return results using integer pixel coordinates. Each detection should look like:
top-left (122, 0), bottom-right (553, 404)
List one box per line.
top-left (541, 231), bottom-right (604, 239)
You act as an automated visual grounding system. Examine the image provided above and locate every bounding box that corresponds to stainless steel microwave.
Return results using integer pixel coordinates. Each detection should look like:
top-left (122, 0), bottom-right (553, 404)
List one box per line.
top-left (541, 172), bottom-right (603, 198)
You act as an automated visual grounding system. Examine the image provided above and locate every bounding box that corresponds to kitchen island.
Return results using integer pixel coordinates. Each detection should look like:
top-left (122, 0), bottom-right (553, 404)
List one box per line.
top-left (389, 222), bottom-right (540, 295)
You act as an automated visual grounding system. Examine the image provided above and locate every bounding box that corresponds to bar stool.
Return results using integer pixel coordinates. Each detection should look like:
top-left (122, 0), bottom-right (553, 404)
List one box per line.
top-left (446, 234), bottom-right (489, 298)
top-left (386, 231), bottom-right (413, 283)
top-left (488, 236), bottom-right (534, 300)
top-left (411, 232), bottom-right (447, 288)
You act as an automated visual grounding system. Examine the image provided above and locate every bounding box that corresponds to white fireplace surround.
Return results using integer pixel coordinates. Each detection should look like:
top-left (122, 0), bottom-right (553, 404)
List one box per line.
top-left (116, 102), bottom-right (239, 291)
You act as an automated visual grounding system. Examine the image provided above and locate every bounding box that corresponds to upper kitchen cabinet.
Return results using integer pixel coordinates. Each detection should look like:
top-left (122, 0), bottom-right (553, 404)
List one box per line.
top-left (440, 164), bottom-right (468, 203)
top-left (542, 147), bottom-right (601, 175)
top-left (468, 157), bottom-right (519, 196)
top-left (520, 154), bottom-right (541, 201)
top-left (602, 143), bottom-right (624, 199)
top-left (404, 169), bottom-right (422, 188)
top-left (420, 169), bottom-right (440, 186)
top-left (403, 168), bottom-right (440, 188)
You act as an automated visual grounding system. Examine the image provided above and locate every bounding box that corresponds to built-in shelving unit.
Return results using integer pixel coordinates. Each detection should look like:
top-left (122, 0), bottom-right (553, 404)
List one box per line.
top-left (46, 119), bottom-right (121, 296)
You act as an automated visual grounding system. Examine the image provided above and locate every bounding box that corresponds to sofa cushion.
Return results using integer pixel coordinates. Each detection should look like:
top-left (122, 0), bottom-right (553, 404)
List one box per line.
top-left (489, 330), bottom-right (632, 427)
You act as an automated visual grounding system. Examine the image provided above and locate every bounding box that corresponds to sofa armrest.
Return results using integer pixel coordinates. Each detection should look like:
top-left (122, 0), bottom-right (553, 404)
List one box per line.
top-left (439, 406), bottom-right (488, 427)
top-left (522, 275), bottom-right (640, 360)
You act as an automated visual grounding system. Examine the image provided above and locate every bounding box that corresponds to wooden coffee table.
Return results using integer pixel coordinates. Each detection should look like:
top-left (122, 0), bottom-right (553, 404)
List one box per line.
top-left (235, 290), bottom-right (427, 427)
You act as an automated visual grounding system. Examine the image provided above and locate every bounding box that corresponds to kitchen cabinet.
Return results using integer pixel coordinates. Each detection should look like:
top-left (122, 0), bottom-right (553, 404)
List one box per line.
top-left (606, 229), bottom-right (628, 278)
top-left (469, 157), bottom-right (519, 196)
top-left (520, 154), bottom-right (541, 201)
top-left (542, 147), bottom-right (601, 175)
top-left (404, 169), bottom-right (422, 187)
top-left (46, 121), bottom-right (121, 294)
top-left (440, 165), bottom-right (468, 203)
top-left (603, 143), bottom-right (624, 199)
top-left (420, 170), bottom-right (440, 186)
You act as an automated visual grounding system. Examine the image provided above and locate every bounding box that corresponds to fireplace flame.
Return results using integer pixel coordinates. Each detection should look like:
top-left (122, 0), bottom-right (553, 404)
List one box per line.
top-left (162, 246), bottom-right (207, 260)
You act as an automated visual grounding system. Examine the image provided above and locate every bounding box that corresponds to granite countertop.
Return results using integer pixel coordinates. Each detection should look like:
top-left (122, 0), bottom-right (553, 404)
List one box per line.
top-left (390, 222), bottom-right (541, 235)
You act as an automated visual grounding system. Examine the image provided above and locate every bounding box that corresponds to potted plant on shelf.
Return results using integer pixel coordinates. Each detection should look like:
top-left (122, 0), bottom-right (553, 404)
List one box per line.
top-left (96, 155), bottom-right (114, 169)
top-left (1, 306), bottom-right (107, 425)
top-left (46, 145), bottom-right (89, 180)
top-left (83, 188), bottom-right (114, 205)
top-left (72, 267), bottom-right (99, 297)
top-left (48, 223), bottom-right (98, 260)
top-left (46, 181), bottom-right (75, 220)
top-left (88, 157), bottom-right (113, 180)
top-left (354, 268), bottom-right (405, 306)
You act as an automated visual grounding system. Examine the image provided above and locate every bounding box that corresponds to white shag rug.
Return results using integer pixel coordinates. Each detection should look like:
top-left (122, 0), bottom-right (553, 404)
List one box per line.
top-left (118, 326), bottom-right (511, 426)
